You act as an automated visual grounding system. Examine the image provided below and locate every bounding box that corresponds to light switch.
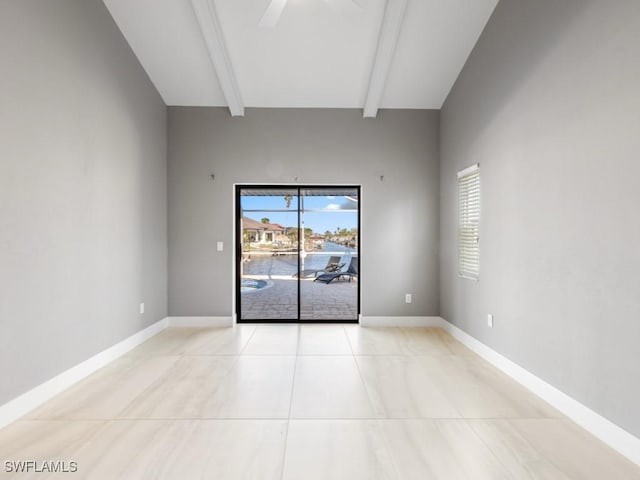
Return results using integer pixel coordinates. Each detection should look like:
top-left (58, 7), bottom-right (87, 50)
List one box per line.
top-left (217, 241), bottom-right (224, 251)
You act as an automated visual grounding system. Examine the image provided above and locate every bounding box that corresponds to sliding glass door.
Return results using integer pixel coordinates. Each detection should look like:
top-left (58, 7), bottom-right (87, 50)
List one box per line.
top-left (298, 188), bottom-right (359, 321)
top-left (236, 186), bottom-right (360, 323)
top-left (237, 187), bottom-right (299, 321)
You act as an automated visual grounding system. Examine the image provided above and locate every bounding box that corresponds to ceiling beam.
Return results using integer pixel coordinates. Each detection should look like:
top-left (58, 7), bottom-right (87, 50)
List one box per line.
top-left (259, 0), bottom-right (287, 28)
top-left (191, 0), bottom-right (244, 116)
top-left (363, 0), bottom-right (408, 118)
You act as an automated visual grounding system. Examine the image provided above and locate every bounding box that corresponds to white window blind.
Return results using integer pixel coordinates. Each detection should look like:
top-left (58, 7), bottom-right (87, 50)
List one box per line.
top-left (458, 164), bottom-right (480, 280)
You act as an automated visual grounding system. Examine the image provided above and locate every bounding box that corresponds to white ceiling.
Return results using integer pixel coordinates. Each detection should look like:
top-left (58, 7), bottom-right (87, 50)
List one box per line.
top-left (103, 0), bottom-right (498, 115)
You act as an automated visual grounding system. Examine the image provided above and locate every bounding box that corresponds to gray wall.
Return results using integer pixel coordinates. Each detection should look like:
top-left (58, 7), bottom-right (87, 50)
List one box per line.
top-left (168, 108), bottom-right (439, 318)
top-left (0, 0), bottom-right (167, 405)
top-left (440, 0), bottom-right (640, 437)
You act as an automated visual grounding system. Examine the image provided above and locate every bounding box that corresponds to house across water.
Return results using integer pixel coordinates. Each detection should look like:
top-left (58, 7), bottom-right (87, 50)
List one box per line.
top-left (241, 216), bottom-right (290, 247)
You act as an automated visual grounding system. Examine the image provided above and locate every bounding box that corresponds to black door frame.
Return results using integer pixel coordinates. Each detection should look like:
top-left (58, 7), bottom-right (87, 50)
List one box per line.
top-left (235, 184), bottom-right (361, 324)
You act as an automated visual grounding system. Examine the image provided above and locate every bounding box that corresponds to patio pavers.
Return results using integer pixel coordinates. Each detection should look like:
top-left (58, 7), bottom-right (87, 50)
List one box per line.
top-left (240, 277), bottom-right (358, 321)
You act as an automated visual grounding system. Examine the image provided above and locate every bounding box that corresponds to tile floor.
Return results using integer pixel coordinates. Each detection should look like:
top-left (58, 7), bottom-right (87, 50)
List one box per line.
top-left (0, 325), bottom-right (638, 479)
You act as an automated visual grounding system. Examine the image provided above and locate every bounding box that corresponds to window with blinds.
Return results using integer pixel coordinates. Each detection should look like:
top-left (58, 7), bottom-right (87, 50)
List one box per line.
top-left (458, 164), bottom-right (480, 280)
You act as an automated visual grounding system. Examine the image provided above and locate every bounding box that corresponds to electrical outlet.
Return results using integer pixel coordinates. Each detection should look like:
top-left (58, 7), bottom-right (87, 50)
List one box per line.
top-left (405, 293), bottom-right (412, 304)
top-left (217, 241), bottom-right (224, 251)
top-left (487, 314), bottom-right (494, 328)
top-left (140, 303), bottom-right (145, 315)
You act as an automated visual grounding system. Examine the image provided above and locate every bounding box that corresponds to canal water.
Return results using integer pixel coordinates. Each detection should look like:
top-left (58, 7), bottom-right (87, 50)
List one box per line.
top-left (242, 241), bottom-right (356, 276)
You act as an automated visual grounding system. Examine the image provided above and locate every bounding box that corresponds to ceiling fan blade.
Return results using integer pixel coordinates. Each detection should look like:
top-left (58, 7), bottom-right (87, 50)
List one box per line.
top-left (259, 0), bottom-right (288, 28)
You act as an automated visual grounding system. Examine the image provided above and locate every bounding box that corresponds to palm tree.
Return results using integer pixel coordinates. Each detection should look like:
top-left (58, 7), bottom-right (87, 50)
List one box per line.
top-left (261, 217), bottom-right (270, 224)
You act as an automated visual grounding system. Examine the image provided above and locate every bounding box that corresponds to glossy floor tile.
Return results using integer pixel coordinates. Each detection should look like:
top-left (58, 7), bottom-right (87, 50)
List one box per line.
top-left (504, 418), bottom-right (640, 480)
top-left (399, 327), bottom-right (457, 356)
top-left (467, 419), bottom-right (574, 480)
top-left (28, 355), bottom-right (181, 420)
top-left (241, 325), bottom-right (299, 355)
top-left (414, 355), bottom-right (561, 419)
top-left (126, 328), bottom-right (209, 357)
top-left (72, 420), bottom-right (287, 479)
top-left (205, 355), bottom-right (296, 418)
top-left (356, 355), bottom-right (460, 419)
top-left (1, 326), bottom-right (638, 480)
top-left (291, 356), bottom-right (374, 418)
top-left (380, 419), bottom-right (511, 480)
top-left (298, 325), bottom-right (353, 355)
top-left (0, 419), bottom-right (287, 479)
top-left (119, 355), bottom-right (238, 419)
top-left (184, 325), bottom-right (257, 355)
top-left (0, 420), bottom-right (104, 466)
top-left (344, 326), bottom-right (408, 355)
top-left (282, 420), bottom-right (397, 480)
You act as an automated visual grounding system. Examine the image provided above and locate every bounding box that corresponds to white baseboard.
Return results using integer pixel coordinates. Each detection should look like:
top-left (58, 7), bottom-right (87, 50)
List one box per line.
top-left (167, 316), bottom-right (234, 327)
top-left (438, 317), bottom-right (640, 466)
top-left (0, 317), bottom-right (169, 430)
top-left (360, 316), bottom-right (444, 327)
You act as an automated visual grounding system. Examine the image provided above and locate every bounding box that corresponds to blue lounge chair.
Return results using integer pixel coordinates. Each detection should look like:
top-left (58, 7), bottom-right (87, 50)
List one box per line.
top-left (314, 257), bottom-right (358, 284)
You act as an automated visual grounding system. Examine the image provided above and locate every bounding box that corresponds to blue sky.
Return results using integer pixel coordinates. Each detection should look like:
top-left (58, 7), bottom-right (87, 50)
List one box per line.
top-left (241, 195), bottom-right (358, 234)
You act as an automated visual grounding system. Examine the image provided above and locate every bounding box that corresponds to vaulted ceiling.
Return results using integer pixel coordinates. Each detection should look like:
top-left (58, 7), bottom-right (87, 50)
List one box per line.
top-left (103, 0), bottom-right (498, 117)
